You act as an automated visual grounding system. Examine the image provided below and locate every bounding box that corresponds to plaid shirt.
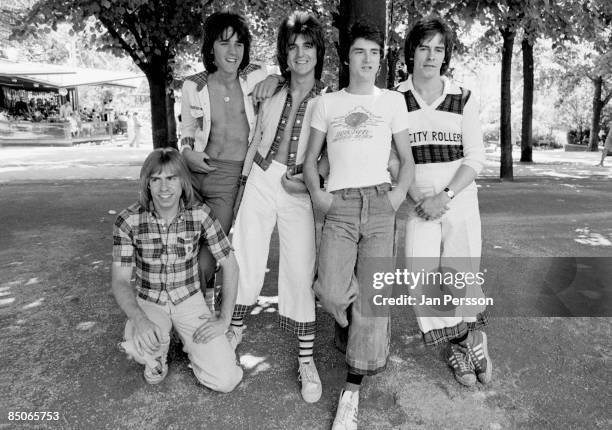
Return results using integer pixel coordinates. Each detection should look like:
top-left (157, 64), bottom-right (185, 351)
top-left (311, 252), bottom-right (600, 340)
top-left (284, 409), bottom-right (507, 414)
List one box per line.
top-left (112, 202), bottom-right (232, 305)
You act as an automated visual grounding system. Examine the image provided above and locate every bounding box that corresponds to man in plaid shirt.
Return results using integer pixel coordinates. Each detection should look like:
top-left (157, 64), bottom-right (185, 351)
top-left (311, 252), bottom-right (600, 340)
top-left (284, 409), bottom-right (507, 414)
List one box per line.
top-left (112, 148), bottom-right (242, 391)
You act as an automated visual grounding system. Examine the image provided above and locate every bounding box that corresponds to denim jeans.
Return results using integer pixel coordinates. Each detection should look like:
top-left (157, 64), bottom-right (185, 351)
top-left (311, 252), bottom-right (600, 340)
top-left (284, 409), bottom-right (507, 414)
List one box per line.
top-left (314, 183), bottom-right (396, 375)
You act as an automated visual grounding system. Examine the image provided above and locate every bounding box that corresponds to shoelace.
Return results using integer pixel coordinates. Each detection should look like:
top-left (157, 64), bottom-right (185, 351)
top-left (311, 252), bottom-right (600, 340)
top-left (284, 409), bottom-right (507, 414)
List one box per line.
top-left (450, 345), bottom-right (471, 372)
top-left (299, 362), bottom-right (318, 383)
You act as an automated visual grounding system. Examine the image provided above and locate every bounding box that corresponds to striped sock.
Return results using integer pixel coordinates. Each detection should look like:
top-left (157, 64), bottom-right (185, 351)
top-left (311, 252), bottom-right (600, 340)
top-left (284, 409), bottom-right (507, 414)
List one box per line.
top-left (231, 316), bottom-right (244, 329)
top-left (298, 334), bottom-right (315, 364)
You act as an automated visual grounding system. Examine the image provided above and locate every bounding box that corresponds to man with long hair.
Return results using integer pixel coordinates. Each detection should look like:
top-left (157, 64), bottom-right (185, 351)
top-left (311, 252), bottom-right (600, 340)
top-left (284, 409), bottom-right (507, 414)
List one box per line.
top-left (180, 12), bottom-right (279, 310)
top-left (228, 11), bottom-right (328, 403)
top-left (112, 148), bottom-right (242, 392)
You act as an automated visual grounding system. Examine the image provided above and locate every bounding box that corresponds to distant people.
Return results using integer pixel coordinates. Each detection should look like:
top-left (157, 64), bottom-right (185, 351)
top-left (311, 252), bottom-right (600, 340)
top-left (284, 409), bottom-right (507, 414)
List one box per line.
top-left (68, 113), bottom-right (79, 137)
top-left (112, 148), bottom-right (243, 391)
top-left (14, 97), bottom-right (30, 118)
top-left (59, 99), bottom-right (73, 120)
top-left (128, 112), bottom-right (142, 148)
top-left (32, 109), bottom-right (43, 122)
top-left (598, 123), bottom-right (612, 167)
top-left (397, 16), bottom-right (492, 387)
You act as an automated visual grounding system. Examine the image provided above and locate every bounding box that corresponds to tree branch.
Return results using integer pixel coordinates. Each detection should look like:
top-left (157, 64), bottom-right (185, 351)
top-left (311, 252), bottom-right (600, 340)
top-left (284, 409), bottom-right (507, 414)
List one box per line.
top-left (97, 14), bottom-right (147, 69)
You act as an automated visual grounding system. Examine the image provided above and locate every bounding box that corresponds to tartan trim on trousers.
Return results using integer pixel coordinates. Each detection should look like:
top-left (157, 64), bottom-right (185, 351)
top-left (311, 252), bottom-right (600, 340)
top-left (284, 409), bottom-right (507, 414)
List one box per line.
top-left (279, 315), bottom-right (316, 336)
top-left (412, 144), bottom-right (464, 164)
top-left (421, 310), bottom-right (490, 346)
top-left (232, 304), bottom-right (253, 320)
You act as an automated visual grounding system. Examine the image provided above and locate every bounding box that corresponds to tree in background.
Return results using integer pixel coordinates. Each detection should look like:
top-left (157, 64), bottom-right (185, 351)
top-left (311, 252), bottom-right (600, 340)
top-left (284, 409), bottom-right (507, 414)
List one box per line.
top-left (11, 0), bottom-right (241, 149)
top-left (332, 0), bottom-right (387, 89)
top-left (518, 0), bottom-right (576, 162)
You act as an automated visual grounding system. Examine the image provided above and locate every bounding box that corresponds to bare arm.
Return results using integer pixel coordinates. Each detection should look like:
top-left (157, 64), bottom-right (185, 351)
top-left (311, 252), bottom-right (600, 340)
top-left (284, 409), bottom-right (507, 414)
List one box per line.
top-left (251, 74), bottom-right (285, 103)
top-left (304, 127), bottom-right (334, 214)
top-left (112, 263), bottom-right (163, 355)
top-left (388, 129), bottom-right (415, 210)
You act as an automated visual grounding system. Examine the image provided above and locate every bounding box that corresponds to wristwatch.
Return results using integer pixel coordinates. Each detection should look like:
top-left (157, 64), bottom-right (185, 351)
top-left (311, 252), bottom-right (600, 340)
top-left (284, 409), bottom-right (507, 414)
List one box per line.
top-left (443, 187), bottom-right (455, 199)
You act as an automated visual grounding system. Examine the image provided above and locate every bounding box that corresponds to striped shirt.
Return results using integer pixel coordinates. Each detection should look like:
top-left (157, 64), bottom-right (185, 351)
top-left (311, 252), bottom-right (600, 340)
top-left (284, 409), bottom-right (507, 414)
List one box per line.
top-left (112, 202), bottom-right (232, 305)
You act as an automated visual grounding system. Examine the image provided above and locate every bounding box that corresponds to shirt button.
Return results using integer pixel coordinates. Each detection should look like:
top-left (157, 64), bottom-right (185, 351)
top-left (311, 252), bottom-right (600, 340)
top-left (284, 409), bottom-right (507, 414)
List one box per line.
top-left (291, 136), bottom-right (297, 140)
top-left (281, 120), bottom-right (286, 124)
top-left (296, 120), bottom-right (301, 124)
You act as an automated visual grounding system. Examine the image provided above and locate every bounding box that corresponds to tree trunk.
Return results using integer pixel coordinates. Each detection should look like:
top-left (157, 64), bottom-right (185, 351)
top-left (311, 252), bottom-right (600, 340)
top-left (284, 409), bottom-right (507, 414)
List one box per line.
top-left (145, 61), bottom-right (171, 149)
top-left (589, 76), bottom-right (603, 152)
top-left (166, 89), bottom-right (178, 149)
top-left (335, 0), bottom-right (387, 89)
top-left (520, 37), bottom-right (533, 162)
top-left (500, 27), bottom-right (515, 180)
top-left (387, 47), bottom-right (398, 89)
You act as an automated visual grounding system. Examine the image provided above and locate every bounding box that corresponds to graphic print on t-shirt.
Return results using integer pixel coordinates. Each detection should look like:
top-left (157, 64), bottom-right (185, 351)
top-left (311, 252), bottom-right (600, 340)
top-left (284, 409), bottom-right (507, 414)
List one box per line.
top-left (329, 106), bottom-right (384, 143)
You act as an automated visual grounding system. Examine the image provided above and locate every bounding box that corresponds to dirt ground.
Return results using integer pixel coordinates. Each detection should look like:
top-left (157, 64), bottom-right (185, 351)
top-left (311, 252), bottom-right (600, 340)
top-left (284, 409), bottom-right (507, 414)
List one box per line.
top-left (0, 146), bottom-right (610, 429)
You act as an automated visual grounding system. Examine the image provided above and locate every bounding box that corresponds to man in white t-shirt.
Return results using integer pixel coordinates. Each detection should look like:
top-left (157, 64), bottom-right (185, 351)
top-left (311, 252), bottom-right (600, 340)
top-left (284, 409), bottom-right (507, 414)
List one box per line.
top-left (304, 21), bottom-right (414, 430)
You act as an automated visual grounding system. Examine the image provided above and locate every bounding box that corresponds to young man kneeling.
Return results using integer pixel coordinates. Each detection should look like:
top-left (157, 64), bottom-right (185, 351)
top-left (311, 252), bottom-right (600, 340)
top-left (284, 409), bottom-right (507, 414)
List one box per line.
top-left (112, 148), bottom-right (242, 392)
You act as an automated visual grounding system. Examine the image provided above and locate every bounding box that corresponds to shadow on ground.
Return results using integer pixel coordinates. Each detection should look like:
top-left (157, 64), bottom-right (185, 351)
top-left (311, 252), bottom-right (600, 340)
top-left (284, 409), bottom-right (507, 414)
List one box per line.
top-left (0, 177), bottom-right (610, 429)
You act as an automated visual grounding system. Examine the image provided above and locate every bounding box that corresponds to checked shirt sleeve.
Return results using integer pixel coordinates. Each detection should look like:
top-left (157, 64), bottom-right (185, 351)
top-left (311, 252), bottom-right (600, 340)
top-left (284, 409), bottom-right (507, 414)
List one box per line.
top-left (199, 208), bottom-right (232, 263)
top-left (112, 211), bottom-right (135, 266)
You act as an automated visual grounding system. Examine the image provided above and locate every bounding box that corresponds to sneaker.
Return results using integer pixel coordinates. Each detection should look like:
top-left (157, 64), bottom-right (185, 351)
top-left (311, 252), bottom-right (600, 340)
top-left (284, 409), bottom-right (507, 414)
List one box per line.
top-left (462, 330), bottom-right (492, 384)
top-left (445, 342), bottom-right (476, 387)
top-left (143, 355), bottom-right (168, 385)
top-left (332, 389), bottom-right (359, 430)
top-left (119, 339), bottom-right (168, 385)
top-left (226, 325), bottom-right (244, 351)
top-left (298, 360), bottom-right (322, 403)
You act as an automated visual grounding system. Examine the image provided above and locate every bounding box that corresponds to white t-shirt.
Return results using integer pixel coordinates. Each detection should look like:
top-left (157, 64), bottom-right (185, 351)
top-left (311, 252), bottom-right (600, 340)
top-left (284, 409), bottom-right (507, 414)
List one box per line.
top-left (310, 88), bottom-right (409, 192)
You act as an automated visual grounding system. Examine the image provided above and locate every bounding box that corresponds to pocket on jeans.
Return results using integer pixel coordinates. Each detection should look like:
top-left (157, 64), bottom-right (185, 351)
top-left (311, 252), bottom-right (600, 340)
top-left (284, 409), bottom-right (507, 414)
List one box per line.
top-left (325, 193), bottom-right (339, 216)
top-left (384, 191), bottom-right (396, 212)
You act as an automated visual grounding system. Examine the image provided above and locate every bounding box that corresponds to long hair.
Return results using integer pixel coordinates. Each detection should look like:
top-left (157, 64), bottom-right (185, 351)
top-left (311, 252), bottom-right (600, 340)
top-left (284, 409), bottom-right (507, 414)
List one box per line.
top-left (201, 12), bottom-right (251, 73)
top-left (277, 11), bottom-right (325, 80)
top-left (138, 148), bottom-right (194, 210)
top-left (404, 16), bottom-right (454, 75)
top-left (341, 20), bottom-right (385, 64)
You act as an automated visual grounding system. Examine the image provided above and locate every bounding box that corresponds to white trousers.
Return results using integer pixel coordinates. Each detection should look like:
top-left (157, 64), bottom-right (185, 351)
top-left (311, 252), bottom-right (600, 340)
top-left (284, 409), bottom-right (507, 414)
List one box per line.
top-left (124, 294), bottom-right (243, 392)
top-left (405, 186), bottom-right (487, 336)
top-left (232, 161), bottom-right (316, 334)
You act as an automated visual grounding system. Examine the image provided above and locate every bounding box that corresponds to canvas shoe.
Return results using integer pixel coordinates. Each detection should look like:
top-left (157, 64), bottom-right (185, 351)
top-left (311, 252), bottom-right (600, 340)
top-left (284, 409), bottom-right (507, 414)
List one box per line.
top-left (445, 342), bottom-right (476, 387)
top-left (462, 330), bottom-right (493, 384)
top-left (119, 339), bottom-right (168, 385)
top-left (143, 355), bottom-right (168, 385)
top-left (332, 389), bottom-right (359, 430)
top-left (298, 360), bottom-right (322, 403)
top-left (226, 325), bottom-right (244, 351)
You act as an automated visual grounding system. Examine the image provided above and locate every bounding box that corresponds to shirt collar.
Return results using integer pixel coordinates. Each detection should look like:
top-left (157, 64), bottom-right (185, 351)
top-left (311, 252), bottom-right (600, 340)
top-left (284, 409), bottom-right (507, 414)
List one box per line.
top-left (397, 75), bottom-right (461, 96)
